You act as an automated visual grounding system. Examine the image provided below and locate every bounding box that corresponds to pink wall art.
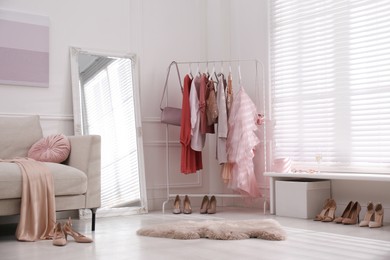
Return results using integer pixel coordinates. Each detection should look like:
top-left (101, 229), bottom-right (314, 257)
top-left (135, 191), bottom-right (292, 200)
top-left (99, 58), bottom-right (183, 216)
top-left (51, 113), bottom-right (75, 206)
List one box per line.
top-left (0, 9), bottom-right (49, 87)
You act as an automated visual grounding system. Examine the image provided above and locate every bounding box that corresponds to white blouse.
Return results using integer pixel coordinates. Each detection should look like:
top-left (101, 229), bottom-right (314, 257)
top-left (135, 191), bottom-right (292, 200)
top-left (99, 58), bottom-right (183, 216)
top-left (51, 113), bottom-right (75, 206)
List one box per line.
top-left (189, 75), bottom-right (205, 151)
top-left (216, 74), bottom-right (228, 163)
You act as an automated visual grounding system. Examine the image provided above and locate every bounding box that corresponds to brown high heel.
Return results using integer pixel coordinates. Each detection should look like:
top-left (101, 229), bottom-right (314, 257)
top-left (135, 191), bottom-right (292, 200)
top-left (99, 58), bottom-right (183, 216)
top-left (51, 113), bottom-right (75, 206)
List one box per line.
top-left (183, 195), bottom-right (192, 214)
top-left (359, 202), bottom-right (374, 227)
top-left (322, 199), bottom-right (337, 222)
top-left (334, 201), bottom-right (354, 223)
top-left (342, 201), bottom-right (361, 225)
top-left (172, 195), bottom-right (181, 214)
top-left (369, 203), bottom-right (384, 228)
top-left (314, 198), bottom-right (331, 221)
top-left (52, 222), bottom-right (67, 246)
top-left (200, 195), bottom-right (209, 214)
top-left (63, 217), bottom-right (93, 243)
top-left (207, 195), bottom-right (216, 214)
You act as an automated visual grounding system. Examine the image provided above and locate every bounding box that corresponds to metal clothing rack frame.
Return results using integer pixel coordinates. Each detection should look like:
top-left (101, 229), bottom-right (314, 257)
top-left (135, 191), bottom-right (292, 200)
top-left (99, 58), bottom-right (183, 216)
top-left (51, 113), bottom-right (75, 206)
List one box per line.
top-left (161, 59), bottom-right (268, 214)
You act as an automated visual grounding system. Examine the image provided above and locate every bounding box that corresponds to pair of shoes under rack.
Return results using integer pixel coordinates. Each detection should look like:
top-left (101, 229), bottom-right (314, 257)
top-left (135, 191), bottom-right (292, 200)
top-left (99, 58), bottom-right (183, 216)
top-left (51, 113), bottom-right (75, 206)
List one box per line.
top-left (200, 195), bottom-right (216, 214)
top-left (359, 202), bottom-right (384, 228)
top-left (172, 195), bottom-right (192, 214)
top-left (52, 217), bottom-right (93, 246)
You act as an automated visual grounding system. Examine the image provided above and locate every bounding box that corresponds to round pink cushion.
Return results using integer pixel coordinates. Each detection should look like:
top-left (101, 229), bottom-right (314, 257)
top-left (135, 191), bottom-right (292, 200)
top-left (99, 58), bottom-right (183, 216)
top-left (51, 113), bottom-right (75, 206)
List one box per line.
top-left (28, 134), bottom-right (71, 163)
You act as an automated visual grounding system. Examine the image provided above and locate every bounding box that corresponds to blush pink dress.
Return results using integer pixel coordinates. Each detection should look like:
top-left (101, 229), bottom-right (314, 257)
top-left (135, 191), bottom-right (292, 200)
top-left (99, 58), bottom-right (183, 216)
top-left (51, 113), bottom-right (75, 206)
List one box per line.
top-left (226, 86), bottom-right (261, 197)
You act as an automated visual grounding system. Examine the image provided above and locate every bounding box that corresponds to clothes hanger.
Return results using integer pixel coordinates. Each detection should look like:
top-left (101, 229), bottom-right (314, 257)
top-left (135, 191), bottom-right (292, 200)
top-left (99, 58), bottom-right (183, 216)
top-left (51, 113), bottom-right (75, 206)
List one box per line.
top-left (238, 63), bottom-right (242, 86)
top-left (188, 63), bottom-right (193, 79)
top-left (214, 62), bottom-right (221, 83)
top-left (209, 63), bottom-right (215, 81)
top-left (196, 63), bottom-right (200, 76)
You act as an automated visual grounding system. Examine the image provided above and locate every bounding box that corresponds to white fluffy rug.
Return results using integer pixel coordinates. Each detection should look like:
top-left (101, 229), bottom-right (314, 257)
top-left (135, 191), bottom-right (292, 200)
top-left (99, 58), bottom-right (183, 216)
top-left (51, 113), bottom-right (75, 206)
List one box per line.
top-left (136, 219), bottom-right (286, 241)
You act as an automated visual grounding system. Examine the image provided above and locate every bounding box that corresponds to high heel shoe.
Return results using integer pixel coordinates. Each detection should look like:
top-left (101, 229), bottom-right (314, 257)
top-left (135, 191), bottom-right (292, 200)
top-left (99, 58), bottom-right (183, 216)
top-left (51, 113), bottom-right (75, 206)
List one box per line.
top-left (334, 201), bottom-right (354, 223)
top-left (359, 202), bottom-right (374, 227)
top-left (63, 217), bottom-right (93, 243)
top-left (207, 195), bottom-right (216, 214)
top-left (200, 195), bottom-right (209, 214)
top-left (172, 195), bottom-right (181, 214)
top-left (369, 203), bottom-right (384, 228)
top-left (342, 201), bottom-right (361, 225)
top-left (314, 198), bottom-right (331, 221)
top-left (322, 199), bottom-right (337, 222)
top-left (183, 195), bottom-right (192, 214)
top-left (52, 222), bottom-right (67, 246)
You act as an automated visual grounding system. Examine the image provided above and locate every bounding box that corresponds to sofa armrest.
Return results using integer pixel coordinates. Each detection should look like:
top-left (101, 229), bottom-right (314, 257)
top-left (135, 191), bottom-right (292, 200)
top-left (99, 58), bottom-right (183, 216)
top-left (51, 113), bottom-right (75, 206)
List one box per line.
top-left (66, 135), bottom-right (101, 209)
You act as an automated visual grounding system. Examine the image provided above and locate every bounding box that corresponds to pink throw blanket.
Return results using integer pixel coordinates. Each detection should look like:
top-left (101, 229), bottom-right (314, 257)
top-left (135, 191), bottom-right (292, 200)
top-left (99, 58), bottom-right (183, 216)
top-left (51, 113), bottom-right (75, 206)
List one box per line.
top-left (2, 158), bottom-right (56, 241)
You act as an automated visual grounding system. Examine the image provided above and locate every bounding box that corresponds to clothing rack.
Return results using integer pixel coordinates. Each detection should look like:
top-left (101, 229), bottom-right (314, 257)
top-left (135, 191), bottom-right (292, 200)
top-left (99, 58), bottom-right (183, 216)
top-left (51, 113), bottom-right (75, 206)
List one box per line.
top-left (161, 59), bottom-right (268, 214)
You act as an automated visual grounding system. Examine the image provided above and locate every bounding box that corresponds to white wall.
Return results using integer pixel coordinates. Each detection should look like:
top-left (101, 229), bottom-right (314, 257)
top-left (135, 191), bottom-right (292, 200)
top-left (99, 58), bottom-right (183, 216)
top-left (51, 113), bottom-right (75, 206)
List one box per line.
top-left (0, 0), bottom-right (133, 135)
top-left (139, 0), bottom-right (271, 210)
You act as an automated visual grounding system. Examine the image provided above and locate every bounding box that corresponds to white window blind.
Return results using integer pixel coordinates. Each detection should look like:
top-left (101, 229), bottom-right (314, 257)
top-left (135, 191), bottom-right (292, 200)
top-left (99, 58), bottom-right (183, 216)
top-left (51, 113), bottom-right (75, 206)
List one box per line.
top-left (83, 58), bottom-right (141, 208)
top-left (270, 0), bottom-right (390, 173)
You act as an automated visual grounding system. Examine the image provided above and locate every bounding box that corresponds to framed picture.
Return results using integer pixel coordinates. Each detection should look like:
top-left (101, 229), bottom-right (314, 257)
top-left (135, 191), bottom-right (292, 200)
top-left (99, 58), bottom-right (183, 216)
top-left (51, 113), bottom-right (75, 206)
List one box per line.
top-left (0, 9), bottom-right (49, 87)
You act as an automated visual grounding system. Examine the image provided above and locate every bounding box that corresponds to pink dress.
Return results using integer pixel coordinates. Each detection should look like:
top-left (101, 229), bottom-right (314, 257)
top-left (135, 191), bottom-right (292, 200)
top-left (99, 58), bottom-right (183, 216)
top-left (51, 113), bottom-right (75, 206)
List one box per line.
top-left (226, 86), bottom-right (261, 197)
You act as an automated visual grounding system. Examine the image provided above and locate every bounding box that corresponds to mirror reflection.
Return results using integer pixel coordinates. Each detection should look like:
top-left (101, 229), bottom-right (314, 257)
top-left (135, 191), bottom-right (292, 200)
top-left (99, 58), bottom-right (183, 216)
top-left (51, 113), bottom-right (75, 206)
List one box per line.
top-left (70, 47), bottom-right (147, 215)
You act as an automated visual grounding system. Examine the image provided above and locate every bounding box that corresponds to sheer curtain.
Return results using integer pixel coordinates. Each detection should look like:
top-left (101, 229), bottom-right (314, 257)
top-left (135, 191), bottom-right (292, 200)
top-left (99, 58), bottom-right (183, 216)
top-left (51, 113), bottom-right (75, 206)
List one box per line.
top-left (270, 0), bottom-right (390, 173)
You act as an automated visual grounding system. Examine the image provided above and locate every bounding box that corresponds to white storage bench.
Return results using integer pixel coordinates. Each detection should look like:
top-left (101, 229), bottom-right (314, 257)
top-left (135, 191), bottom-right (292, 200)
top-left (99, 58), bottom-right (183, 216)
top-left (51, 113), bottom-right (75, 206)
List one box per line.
top-left (275, 180), bottom-right (330, 219)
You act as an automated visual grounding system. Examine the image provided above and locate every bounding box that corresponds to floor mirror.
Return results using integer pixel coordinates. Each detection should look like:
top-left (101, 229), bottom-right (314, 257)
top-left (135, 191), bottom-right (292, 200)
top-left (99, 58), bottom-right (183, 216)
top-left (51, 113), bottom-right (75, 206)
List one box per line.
top-left (70, 47), bottom-right (148, 217)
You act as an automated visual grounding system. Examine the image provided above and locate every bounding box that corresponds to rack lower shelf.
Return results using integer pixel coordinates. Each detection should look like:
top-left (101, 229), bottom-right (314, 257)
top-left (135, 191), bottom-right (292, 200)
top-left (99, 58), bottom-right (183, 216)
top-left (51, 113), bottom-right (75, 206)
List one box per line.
top-left (162, 193), bottom-right (267, 214)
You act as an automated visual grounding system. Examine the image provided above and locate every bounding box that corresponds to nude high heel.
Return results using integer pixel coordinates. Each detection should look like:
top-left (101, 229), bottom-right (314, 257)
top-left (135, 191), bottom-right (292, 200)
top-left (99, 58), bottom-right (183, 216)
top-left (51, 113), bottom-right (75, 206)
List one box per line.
top-left (322, 199), bottom-right (337, 222)
top-left (369, 203), bottom-right (384, 228)
top-left (334, 201), bottom-right (353, 223)
top-left (183, 195), bottom-right (192, 214)
top-left (342, 201), bottom-right (361, 225)
top-left (314, 198), bottom-right (331, 221)
top-left (63, 217), bottom-right (93, 243)
top-left (200, 195), bottom-right (209, 214)
top-left (359, 202), bottom-right (374, 227)
top-left (207, 195), bottom-right (216, 214)
top-left (52, 222), bottom-right (67, 246)
top-left (172, 195), bottom-right (181, 214)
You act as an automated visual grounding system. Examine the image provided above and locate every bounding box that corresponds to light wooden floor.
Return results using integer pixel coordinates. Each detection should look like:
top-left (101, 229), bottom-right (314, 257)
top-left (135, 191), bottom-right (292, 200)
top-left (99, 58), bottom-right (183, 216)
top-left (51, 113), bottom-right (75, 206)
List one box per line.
top-left (1, 207), bottom-right (389, 260)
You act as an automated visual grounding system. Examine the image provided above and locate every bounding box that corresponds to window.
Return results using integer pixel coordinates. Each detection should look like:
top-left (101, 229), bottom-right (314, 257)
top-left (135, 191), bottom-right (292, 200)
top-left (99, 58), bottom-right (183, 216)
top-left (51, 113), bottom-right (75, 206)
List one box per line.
top-left (270, 0), bottom-right (390, 173)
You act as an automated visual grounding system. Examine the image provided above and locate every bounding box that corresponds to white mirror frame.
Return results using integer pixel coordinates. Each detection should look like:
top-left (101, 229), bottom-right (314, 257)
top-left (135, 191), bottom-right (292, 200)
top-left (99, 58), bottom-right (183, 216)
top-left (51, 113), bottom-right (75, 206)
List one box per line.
top-left (69, 47), bottom-right (148, 214)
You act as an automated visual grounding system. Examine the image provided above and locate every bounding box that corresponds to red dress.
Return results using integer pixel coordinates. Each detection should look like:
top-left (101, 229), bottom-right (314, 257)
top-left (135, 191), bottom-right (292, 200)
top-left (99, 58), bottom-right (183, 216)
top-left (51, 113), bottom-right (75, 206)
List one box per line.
top-left (180, 74), bottom-right (203, 174)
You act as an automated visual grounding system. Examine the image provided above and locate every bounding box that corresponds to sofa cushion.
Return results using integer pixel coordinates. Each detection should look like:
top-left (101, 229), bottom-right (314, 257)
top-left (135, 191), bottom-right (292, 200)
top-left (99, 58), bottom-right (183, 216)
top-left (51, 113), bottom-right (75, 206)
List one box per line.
top-left (28, 134), bottom-right (71, 163)
top-left (0, 115), bottom-right (43, 159)
top-left (0, 162), bottom-right (87, 200)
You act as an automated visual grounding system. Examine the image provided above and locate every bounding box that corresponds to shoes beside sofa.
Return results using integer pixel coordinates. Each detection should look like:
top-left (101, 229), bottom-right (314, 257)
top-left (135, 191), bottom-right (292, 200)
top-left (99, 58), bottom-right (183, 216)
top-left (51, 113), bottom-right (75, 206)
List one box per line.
top-left (0, 115), bottom-right (101, 230)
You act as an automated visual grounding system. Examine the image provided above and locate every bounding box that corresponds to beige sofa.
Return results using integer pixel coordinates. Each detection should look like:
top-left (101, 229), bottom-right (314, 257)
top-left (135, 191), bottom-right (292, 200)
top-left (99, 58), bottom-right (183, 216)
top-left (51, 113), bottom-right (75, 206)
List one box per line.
top-left (0, 115), bottom-right (101, 230)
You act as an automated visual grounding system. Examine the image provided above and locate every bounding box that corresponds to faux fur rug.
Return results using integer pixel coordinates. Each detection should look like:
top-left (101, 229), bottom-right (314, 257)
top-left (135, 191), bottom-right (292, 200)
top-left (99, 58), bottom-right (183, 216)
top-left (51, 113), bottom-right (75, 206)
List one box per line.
top-left (136, 219), bottom-right (286, 241)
